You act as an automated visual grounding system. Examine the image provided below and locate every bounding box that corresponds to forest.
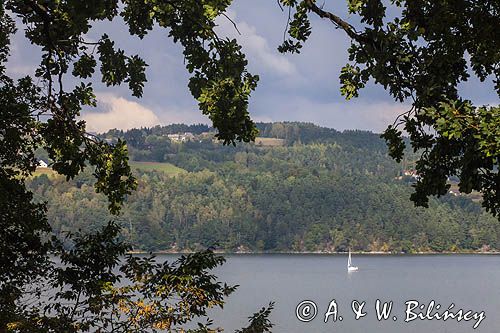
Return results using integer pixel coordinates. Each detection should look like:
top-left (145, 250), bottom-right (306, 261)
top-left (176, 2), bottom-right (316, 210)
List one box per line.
top-left (30, 122), bottom-right (500, 253)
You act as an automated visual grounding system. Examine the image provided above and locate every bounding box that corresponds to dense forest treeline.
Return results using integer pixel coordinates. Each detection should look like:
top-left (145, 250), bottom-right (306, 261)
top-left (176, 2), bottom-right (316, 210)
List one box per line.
top-left (30, 122), bottom-right (500, 253)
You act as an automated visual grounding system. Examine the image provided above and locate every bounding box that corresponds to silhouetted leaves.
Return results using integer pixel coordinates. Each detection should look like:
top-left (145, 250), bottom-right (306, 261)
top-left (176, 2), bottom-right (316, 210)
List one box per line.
top-left (279, 0), bottom-right (500, 217)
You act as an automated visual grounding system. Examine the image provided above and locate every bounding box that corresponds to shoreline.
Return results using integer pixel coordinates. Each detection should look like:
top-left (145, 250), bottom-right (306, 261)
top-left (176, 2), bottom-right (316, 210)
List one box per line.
top-left (127, 250), bottom-right (500, 255)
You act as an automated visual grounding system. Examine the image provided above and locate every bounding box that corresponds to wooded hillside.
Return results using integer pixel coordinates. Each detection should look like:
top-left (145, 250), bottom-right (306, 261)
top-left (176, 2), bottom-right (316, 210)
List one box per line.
top-left (30, 123), bottom-right (499, 253)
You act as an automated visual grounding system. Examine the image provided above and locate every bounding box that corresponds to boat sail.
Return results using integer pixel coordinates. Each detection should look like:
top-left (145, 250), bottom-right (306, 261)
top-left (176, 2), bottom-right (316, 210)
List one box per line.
top-left (347, 249), bottom-right (358, 272)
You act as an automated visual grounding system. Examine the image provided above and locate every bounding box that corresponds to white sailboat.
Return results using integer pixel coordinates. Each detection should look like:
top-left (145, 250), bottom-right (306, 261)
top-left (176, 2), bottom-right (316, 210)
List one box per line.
top-left (347, 249), bottom-right (358, 272)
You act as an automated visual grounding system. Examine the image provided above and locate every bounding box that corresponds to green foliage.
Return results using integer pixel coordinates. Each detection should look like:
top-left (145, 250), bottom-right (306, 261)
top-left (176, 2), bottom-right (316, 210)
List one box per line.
top-left (88, 139), bottom-right (137, 214)
top-left (2, 0), bottom-right (499, 330)
top-left (29, 123), bottom-right (500, 254)
top-left (380, 125), bottom-right (405, 163)
top-left (339, 64), bottom-right (367, 100)
top-left (278, 0), bottom-right (500, 217)
top-left (0, 171), bottom-right (51, 329)
top-left (129, 161), bottom-right (187, 175)
top-left (277, 1), bottom-right (311, 54)
top-left (121, 0), bottom-right (259, 144)
top-left (235, 303), bottom-right (274, 333)
top-left (418, 100), bottom-right (500, 216)
top-left (5, 220), bottom-right (262, 332)
top-left (98, 35), bottom-right (145, 97)
top-left (1, 1), bottom-right (270, 332)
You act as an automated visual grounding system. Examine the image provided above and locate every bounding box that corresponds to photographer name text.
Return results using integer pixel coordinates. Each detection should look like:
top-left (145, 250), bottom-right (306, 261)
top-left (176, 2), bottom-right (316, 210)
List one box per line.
top-left (295, 299), bottom-right (485, 329)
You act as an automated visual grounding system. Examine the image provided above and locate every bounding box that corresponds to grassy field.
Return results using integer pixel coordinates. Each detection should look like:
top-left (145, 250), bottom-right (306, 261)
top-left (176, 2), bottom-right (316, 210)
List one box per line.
top-left (32, 162), bottom-right (186, 178)
top-left (129, 161), bottom-right (187, 175)
top-left (32, 167), bottom-right (58, 178)
top-left (254, 137), bottom-right (286, 147)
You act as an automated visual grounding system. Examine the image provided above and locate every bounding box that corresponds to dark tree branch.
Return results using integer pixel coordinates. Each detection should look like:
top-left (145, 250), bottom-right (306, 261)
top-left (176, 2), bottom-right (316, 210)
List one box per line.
top-left (222, 12), bottom-right (241, 35)
top-left (303, 0), bottom-right (362, 43)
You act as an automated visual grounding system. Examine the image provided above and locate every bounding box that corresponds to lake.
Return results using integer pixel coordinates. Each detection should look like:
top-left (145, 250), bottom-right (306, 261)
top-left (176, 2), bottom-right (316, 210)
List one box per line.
top-left (158, 254), bottom-right (500, 333)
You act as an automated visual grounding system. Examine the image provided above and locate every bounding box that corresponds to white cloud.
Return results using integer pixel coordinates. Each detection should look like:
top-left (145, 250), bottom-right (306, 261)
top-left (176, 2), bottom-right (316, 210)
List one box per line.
top-left (82, 93), bottom-right (161, 133)
top-left (216, 10), bottom-right (297, 76)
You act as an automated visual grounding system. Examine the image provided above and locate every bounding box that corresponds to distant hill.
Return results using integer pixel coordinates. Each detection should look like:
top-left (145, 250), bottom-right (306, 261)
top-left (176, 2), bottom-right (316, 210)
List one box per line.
top-left (29, 122), bottom-right (499, 253)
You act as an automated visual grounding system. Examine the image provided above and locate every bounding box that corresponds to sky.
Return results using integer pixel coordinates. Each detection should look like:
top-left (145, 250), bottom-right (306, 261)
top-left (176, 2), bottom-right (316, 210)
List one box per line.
top-left (6, 0), bottom-right (498, 134)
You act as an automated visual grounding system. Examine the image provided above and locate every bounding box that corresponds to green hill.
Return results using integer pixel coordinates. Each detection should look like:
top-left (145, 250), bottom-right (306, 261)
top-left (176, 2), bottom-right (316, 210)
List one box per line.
top-left (28, 122), bottom-right (499, 253)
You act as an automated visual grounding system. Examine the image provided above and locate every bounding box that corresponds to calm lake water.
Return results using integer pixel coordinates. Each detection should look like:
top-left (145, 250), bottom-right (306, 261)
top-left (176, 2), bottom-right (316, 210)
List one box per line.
top-left (158, 254), bottom-right (500, 333)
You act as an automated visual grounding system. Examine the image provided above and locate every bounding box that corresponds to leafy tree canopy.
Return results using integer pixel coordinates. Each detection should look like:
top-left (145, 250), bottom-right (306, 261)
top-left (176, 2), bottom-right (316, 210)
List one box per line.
top-left (0, 1), bottom-right (269, 331)
top-left (278, 0), bottom-right (499, 217)
top-left (1, 0), bottom-right (499, 331)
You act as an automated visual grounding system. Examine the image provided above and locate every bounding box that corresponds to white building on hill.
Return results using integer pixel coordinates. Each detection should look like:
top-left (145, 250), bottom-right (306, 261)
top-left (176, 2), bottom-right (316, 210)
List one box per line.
top-left (167, 132), bottom-right (195, 142)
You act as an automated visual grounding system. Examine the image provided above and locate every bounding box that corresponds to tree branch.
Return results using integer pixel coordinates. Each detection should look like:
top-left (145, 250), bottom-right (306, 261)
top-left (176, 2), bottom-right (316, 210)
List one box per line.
top-left (221, 12), bottom-right (241, 35)
top-left (303, 0), bottom-right (362, 42)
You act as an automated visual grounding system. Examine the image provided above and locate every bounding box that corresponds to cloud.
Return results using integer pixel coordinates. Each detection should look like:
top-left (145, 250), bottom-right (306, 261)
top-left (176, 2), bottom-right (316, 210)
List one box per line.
top-left (82, 93), bottom-right (161, 133)
top-left (6, 29), bottom-right (40, 78)
top-left (251, 95), bottom-right (410, 133)
top-left (155, 104), bottom-right (211, 125)
top-left (216, 10), bottom-right (297, 76)
top-left (8, 0), bottom-right (496, 133)
top-left (5, 64), bottom-right (37, 77)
